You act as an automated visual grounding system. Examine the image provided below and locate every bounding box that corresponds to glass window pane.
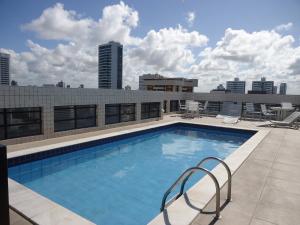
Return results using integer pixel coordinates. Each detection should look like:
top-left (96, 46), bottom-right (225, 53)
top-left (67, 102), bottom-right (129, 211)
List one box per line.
top-left (77, 118), bottom-right (96, 129)
top-left (76, 106), bottom-right (96, 119)
top-left (54, 107), bottom-right (75, 121)
top-left (6, 111), bottom-right (40, 125)
top-left (105, 105), bottom-right (119, 116)
top-left (7, 124), bottom-right (41, 139)
top-left (0, 113), bottom-right (4, 125)
top-left (54, 120), bottom-right (75, 132)
top-left (0, 127), bottom-right (5, 140)
top-left (141, 102), bottom-right (160, 119)
top-left (121, 114), bottom-right (135, 122)
top-left (105, 115), bottom-right (120, 124)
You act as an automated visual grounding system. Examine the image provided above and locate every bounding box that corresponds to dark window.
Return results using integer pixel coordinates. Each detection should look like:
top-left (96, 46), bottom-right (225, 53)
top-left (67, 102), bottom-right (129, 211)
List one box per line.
top-left (141, 102), bottom-right (160, 120)
top-left (170, 100), bottom-right (179, 112)
top-left (105, 103), bottom-right (136, 125)
top-left (54, 105), bottom-right (96, 132)
top-left (0, 107), bottom-right (42, 140)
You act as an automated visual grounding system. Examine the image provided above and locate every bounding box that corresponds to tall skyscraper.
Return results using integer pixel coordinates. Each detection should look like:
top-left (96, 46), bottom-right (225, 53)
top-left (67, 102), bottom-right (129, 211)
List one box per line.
top-left (279, 83), bottom-right (287, 95)
top-left (98, 41), bottom-right (123, 89)
top-left (226, 78), bottom-right (246, 94)
top-left (0, 52), bottom-right (10, 85)
top-left (252, 77), bottom-right (275, 94)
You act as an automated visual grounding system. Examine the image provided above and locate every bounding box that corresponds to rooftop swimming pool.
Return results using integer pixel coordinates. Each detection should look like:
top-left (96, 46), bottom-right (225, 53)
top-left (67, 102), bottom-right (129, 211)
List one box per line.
top-left (8, 123), bottom-right (254, 225)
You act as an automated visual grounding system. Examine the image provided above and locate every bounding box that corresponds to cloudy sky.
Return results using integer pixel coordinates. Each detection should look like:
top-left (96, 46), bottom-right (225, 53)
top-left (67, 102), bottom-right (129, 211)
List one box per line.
top-left (1, 0), bottom-right (300, 94)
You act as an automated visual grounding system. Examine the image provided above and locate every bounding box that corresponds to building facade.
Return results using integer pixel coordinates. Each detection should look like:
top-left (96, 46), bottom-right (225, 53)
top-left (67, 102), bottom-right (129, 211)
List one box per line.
top-left (98, 41), bottom-right (123, 89)
top-left (226, 78), bottom-right (246, 94)
top-left (279, 83), bottom-right (287, 95)
top-left (0, 86), bottom-right (299, 145)
top-left (0, 52), bottom-right (10, 85)
top-left (252, 77), bottom-right (275, 94)
top-left (139, 74), bottom-right (198, 92)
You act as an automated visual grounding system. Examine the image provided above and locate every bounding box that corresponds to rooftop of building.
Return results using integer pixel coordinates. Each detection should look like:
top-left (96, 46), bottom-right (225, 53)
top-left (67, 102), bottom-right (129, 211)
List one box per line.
top-left (7, 114), bottom-right (300, 225)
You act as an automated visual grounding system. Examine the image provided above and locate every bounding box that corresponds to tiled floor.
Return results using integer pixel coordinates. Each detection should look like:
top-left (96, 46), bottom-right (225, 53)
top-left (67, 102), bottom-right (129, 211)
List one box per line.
top-left (9, 209), bottom-right (32, 225)
top-left (191, 127), bottom-right (300, 225)
top-left (7, 115), bottom-right (300, 225)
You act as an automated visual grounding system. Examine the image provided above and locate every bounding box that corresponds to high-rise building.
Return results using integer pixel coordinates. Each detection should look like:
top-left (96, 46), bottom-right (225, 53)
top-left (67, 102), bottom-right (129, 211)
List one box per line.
top-left (226, 78), bottom-right (246, 94)
top-left (252, 77), bottom-right (275, 94)
top-left (0, 52), bottom-right (10, 85)
top-left (139, 74), bottom-right (198, 92)
top-left (273, 86), bottom-right (278, 94)
top-left (98, 41), bottom-right (123, 89)
top-left (279, 83), bottom-right (287, 95)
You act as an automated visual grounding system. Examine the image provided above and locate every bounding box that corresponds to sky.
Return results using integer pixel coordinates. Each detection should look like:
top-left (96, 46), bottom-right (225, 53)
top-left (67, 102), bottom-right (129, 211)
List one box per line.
top-left (1, 0), bottom-right (300, 94)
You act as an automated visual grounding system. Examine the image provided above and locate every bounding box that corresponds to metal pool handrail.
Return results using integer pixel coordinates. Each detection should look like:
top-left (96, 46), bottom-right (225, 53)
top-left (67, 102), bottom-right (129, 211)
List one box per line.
top-left (160, 166), bottom-right (221, 219)
top-left (176, 157), bottom-right (232, 202)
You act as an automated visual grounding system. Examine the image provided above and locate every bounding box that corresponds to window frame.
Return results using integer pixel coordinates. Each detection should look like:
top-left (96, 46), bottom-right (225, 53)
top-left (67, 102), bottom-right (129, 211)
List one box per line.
top-left (54, 105), bottom-right (97, 132)
top-left (0, 107), bottom-right (42, 140)
top-left (141, 102), bottom-right (160, 120)
top-left (105, 103), bottom-right (136, 125)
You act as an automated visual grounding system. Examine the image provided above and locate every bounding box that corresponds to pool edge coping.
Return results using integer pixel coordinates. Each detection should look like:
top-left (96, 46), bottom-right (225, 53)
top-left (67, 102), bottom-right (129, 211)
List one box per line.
top-left (147, 126), bottom-right (270, 225)
top-left (7, 120), bottom-right (268, 225)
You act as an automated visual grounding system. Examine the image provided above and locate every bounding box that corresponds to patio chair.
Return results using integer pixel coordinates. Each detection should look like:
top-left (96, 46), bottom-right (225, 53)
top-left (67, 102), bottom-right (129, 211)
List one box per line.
top-left (244, 103), bottom-right (261, 119)
top-left (178, 100), bottom-right (186, 113)
top-left (183, 101), bottom-right (200, 118)
top-left (260, 111), bottom-right (300, 129)
top-left (216, 102), bottom-right (242, 124)
top-left (261, 104), bottom-right (276, 120)
top-left (199, 101), bottom-right (208, 115)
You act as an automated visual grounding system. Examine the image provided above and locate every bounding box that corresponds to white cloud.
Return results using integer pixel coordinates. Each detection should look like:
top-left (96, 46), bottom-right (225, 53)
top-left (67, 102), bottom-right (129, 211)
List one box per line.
top-left (2, 2), bottom-right (300, 94)
top-left (274, 22), bottom-right (293, 32)
top-left (186, 12), bottom-right (195, 27)
top-left (190, 28), bottom-right (300, 93)
top-left (3, 2), bottom-right (208, 89)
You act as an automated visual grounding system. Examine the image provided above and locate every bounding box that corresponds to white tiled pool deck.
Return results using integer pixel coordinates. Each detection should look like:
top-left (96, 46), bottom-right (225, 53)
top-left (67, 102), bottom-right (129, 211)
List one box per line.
top-left (8, 115), bottom-right (300, 225)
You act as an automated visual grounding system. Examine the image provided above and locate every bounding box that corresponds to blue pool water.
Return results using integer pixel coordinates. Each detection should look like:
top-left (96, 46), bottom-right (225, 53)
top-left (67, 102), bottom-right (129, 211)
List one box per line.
top-left (9, 124), bottom-right (253, 225)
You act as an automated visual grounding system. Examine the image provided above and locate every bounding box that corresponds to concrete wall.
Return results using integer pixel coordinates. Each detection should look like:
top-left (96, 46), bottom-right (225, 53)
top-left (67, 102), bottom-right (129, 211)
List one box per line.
top-left (185, 92), bottom-right (300, 104)
top-left (0, 86), bottom-right (184, 145)
top-left (0, 86), bottom-right (299, 145)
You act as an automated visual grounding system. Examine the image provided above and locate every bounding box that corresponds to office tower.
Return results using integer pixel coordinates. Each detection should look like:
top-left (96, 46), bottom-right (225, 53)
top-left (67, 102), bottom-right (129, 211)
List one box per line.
top-left (273, 86), bottom-right (277, 94)
top-left (98, 41), bottom-right (123, 89)
top-left (279, 83), bottom-right (287, 95)
top-left (226, 78), bottom-right (246, 94)
top-left (139, 74), bottom-right (198, 92)
top-left (252, 77), bottom-right (274, 94)
top-left (0, 52), bottom-right (10, 85)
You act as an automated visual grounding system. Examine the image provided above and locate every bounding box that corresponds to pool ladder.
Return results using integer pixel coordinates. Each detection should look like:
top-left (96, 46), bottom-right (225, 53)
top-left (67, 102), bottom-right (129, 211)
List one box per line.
top-left (160, 157), bottom-right (232, 219)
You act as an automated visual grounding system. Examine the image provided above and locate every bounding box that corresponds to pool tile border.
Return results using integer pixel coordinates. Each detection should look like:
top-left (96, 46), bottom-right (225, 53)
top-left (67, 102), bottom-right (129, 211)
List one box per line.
top-left (7, 121), bottom-right (256, 166)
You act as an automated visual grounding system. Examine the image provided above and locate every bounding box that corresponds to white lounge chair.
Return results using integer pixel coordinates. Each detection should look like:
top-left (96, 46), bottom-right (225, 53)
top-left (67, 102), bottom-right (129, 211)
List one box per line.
top-left (217, 102), bottom-right (242, 124)
top-left (199, 101), bottom-right (208, 115)
top-left (183, 101), bottom-right (200, 118)
top-left (261, 111), bottom-right (300, 129)
top-left (223, 116), bottom-right (239, 124)
top-left (178, 100), bottom-right (186, 113)
top-left (244, 103), bottom-right (261, 119)
top-left (261, 104), bottom-right (276, 120)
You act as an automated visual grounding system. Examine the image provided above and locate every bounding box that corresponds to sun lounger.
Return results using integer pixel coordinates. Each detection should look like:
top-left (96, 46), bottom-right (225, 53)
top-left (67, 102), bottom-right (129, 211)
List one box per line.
top-left (260, 111), bottom-right (300, 129)
top-left (217, 102), bottom-right (242, 123)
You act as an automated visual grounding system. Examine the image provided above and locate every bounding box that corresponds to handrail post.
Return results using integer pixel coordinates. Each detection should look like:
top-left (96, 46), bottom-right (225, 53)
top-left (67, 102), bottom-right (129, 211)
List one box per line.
top-left (0, 144), bottom-right (10, 225)
top-left (177, 157), bottom-right (232, 202)
top-left (160, 167), bottom-right (221, 219)
top-left (197, 157), bottom-right (232, 202)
